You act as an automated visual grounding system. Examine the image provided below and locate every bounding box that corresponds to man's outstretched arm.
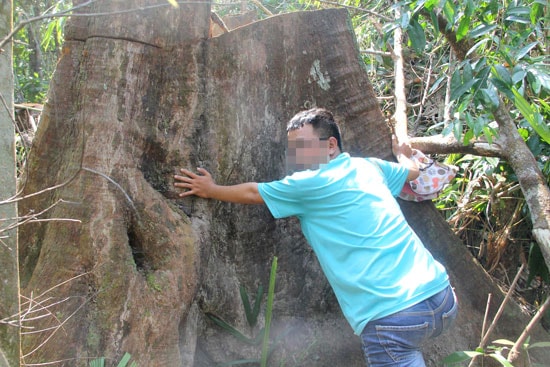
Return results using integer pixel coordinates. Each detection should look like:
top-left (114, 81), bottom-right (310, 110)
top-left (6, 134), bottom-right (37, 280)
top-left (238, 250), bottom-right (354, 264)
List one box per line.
top-left (174, 168), bottom-right (264, 205)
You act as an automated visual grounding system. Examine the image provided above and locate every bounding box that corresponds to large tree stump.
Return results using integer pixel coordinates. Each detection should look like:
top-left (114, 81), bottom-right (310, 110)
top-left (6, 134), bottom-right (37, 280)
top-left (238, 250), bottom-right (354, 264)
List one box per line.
top-left (18, 1), bottom-right (548, 366)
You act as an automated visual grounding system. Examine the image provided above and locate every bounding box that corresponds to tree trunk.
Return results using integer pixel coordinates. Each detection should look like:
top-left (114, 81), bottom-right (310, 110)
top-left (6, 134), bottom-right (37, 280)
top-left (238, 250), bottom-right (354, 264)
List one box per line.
top-left (0, 0), bottom-right (20, 365)
top-left (17, 1), bottom-right (549, 366)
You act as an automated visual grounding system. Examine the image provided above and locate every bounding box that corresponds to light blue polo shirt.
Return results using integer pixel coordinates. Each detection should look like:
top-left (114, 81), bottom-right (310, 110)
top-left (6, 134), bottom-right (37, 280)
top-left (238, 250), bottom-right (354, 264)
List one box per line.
top-left (258, 152), bottom-right (449, 335)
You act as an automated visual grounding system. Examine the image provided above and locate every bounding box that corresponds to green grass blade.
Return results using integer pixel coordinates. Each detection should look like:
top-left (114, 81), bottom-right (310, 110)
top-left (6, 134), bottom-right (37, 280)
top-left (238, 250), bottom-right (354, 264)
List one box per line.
top-left (89, 357), bottom-right (105, 367)
top-left (240, 285), bottom-right (255, 326)
top-left (206, 313), bottom-right (260, 345)
top-left (252, 285), bottom-right (264, 326)
top-left (260, 257), bottom-right (278, 367)
top-left (116, 353), bottom-right (132, 367)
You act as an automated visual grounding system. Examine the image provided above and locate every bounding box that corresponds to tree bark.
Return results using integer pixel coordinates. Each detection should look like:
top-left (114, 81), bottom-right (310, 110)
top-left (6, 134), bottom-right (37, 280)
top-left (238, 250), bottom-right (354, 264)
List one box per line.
top-left (0, 0), bottom-right (20, 366)
top-left (17, 2), bottom-right (549, 366)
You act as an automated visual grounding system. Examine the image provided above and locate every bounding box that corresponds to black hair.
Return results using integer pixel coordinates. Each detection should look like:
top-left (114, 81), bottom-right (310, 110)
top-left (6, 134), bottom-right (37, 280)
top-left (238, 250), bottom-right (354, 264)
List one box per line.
top-left (286, 108), bottom-right (343, 151)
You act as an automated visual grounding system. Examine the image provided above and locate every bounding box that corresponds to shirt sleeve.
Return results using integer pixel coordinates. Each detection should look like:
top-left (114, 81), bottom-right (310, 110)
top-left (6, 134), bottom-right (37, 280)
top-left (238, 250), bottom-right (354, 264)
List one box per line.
top-left (258, 177), bottom-right (304, 219)
top-left (367, 158), bottom-right (409, 197)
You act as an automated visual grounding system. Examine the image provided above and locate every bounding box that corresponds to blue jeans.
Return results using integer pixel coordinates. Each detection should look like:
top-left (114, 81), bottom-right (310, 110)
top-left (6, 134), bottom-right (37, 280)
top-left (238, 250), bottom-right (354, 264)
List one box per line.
top-left (360, 285), bottom-right (458, 367)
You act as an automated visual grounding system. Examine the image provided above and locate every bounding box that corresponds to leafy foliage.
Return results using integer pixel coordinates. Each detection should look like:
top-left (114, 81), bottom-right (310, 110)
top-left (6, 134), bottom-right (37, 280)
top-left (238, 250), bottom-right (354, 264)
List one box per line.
top-left (443, 338), bottom-right (550, 367)
top-left (13, 0), bottom-right (69, 103)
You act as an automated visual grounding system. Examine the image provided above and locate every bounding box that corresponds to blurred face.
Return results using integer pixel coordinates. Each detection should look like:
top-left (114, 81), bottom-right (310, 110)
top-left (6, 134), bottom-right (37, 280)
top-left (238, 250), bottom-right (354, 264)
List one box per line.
top-left (286, 124), bottom-right (330, 171)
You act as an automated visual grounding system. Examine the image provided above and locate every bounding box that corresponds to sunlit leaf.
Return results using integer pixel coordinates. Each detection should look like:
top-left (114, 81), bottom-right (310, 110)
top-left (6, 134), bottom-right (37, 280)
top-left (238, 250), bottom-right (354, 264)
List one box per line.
top-left (401, 10), bottom-right (411, 29)
top-left (513, 41), bottom-right (539, 62)
top-left (504, 5), bottom-right (532, 25)
top-left (443, 0), bottom-right (456, 25)
top-left (166, 0), bottom-right (179, 8)
top-left (512, 88), bottom-right (550, 144)
top-left (512, 66), bottom-right (526, 84)
top-left (424, 0), bottom-right (439, 11)
top-left (469, 24), bottom-right (498, 39)
top-left (527, 65), bottom-right (550, 93)
top-left (464, 129), bottom-right (474, 146)
top-left (456, 15), bottom-right (470, 42)
top-left (493, 339), bottom-right (515, 346)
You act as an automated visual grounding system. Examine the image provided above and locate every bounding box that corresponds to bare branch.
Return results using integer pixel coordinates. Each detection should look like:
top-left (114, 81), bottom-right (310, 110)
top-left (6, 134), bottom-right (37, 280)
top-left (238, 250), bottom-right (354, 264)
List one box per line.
top-left (409, 134), bottom-right (503, 156)
top-left (468, 264), bottom-right (526, 367)
top-left (508, 296), bottom-right (550, 363)
top-left (392, 2), bottom-right (408, 139)
top-left (360, 49), bottom-right (392, 57)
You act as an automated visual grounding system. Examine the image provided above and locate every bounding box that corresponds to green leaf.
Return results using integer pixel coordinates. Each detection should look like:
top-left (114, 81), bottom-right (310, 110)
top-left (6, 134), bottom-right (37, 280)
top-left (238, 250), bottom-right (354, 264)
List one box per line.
top-left (489, 352), bottom-right (515, 367)
top-left (493, 65), bottom-right (512, 85)
top-left (206, 313), bottom-right (260, 345)
top-left (451, 77), bottom-right (476, 102)
top-left (493, 339), bottom-right (515, 346)
top-left (456, 15), bottom-right (470, 42)
top-left (482, 126), bottom-right (496, 144)
top-left (89, 357), bottom-right (105, 367)
top-left (240, 284), bottom-right (264, 327)
top-left (463, 129), bottom-right (474, 146)
top-left (480, 88), bottom-right (499, 109)
top-left (408, 18), bottom-right (426, 53)
top-left (528, 341), bottom-right (550, 349)
top-left (252, 286), bottom-right (264, 325)
top-left (527, 65), bottom-right (550, 94)
top-left (443, 0), bottom-right (456, 25)
top-left (512, 66), bottom-right (526, 84)
top-left (429, 9), bottom-right (440, 35)
top-left (490, 77), bottom-right (514, 100)
top-left (453, 119), bottom-right (463, 141)
top-left (505, 6), bottom-right (532, 24)
top-left (260, 257), bottom-right (278, 367)
top-left (443, 351), bottom-right (483, 365)
top-left (240, 286), bottom-right (253, 324)
top-left (424, 0), bottom-right (439, 11)
top-left (513, 41), bottom-right (539, 62)
top-left (512, 88), bottom-right (550, 144)
top-left (401, 10), bottom-right (411, 29)
top-left (463, 61), bottom-right (474, 82)
top-left (469, 24), bottom-right (498, 39)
